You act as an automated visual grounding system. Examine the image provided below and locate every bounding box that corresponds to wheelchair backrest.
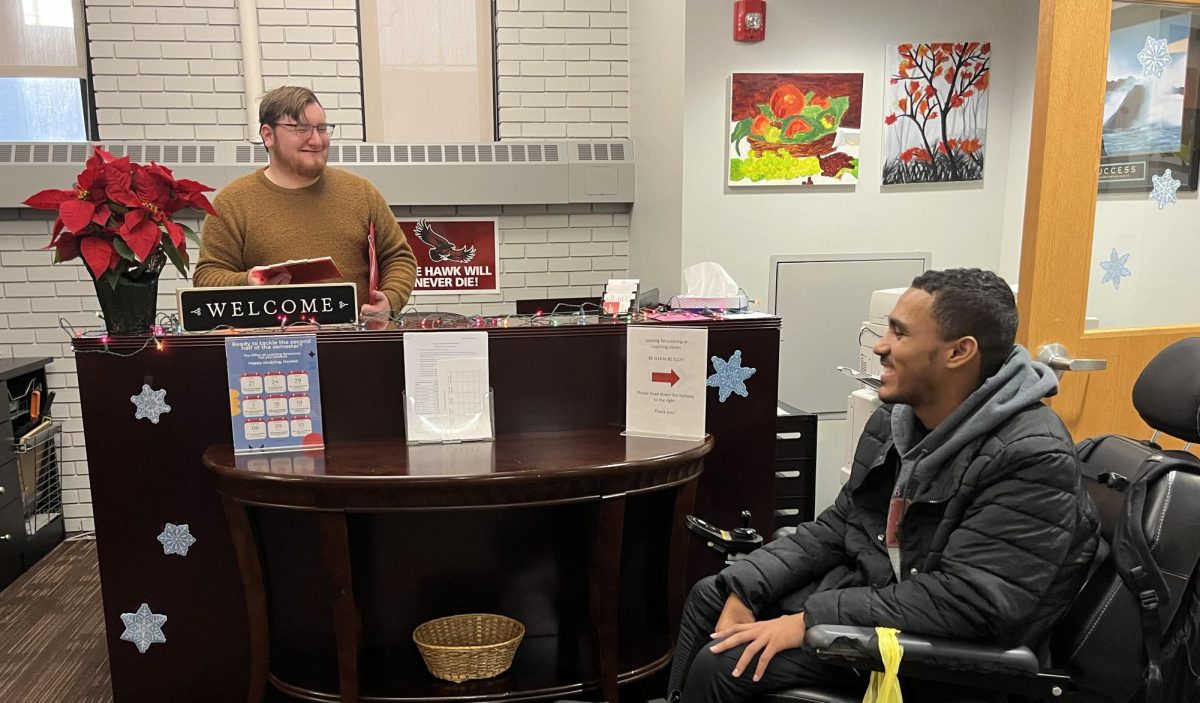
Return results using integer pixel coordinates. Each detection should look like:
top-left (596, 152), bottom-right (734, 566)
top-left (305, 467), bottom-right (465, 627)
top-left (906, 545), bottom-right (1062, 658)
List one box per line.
top-left (1049, 337), bottom-right (1200, 703)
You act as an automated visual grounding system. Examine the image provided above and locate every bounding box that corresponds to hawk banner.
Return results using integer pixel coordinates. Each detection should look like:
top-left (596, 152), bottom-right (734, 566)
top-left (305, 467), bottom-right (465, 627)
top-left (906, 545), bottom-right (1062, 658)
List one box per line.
top-left (399, 218), bottom-right (499, 294)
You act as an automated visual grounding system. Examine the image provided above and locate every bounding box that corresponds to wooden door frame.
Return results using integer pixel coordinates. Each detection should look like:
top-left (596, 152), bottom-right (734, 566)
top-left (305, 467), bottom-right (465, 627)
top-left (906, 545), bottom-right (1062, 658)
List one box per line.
top-left (1017, 0), bottom-right (1200, 439)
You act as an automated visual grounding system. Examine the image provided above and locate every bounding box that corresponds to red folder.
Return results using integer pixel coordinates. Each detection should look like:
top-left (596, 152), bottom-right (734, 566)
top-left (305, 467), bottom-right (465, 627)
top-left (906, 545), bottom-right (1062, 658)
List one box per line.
top-left (259, 256), bottom-right (342, 285)
top-left (368, 222), bottom-right (378, 295)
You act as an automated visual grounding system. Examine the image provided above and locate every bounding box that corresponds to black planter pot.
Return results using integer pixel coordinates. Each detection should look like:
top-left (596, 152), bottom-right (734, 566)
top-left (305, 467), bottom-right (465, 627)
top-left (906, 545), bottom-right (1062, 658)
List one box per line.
top-left (93, 252), bottom-right (165, 336)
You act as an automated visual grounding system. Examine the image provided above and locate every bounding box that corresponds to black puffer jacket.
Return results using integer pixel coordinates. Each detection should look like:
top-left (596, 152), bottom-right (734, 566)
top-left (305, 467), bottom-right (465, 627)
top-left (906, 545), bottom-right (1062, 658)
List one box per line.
top-left (721, 389), bottom-right (1100, 648)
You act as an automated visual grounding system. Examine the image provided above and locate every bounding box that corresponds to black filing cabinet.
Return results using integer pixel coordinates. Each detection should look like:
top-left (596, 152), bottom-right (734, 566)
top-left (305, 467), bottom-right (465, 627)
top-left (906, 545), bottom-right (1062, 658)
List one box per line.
top-left (775, 402), bottom-right (818, 529)
top-left (1, 357), bottom-right (62, 590)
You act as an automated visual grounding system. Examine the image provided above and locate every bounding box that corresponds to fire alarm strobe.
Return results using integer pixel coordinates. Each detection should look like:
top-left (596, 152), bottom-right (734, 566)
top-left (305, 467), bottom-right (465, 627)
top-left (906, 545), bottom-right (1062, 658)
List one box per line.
top-left (734, 0), bottom-right (766, 42)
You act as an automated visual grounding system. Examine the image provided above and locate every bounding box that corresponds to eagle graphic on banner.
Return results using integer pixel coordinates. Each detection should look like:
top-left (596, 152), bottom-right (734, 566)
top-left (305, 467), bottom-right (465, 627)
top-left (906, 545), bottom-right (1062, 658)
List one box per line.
top-left (412, 219), bottom-right (477, 263)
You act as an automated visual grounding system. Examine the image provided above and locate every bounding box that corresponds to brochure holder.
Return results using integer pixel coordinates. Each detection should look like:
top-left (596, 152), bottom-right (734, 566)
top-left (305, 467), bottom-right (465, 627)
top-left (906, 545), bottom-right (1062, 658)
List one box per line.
top-left (402, 389), bottom-right (495, 445)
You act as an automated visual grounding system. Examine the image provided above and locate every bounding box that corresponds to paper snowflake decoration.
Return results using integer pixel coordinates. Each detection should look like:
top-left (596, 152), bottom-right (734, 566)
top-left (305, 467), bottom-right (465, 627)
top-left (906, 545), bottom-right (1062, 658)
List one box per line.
top-left (119, 603), bottom-right (167, 654)
top-left (706, 350), bottom-right (757, 402)
top-left (1150, 168), bottom-right (1181, 209)
top-left (157, 523), bottom-right (196, 557)
top-left (1099, 248), bottom-right (1132, 290)
top-left (1137, 35), bottom-right (1172, 78)
top-left (131, 384), bottom-right (171, 424)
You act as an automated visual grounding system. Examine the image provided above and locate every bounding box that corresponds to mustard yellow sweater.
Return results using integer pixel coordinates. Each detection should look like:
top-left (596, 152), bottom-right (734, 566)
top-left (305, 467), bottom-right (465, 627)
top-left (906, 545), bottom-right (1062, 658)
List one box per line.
top-left (194, 167), bottom-right (417, 311)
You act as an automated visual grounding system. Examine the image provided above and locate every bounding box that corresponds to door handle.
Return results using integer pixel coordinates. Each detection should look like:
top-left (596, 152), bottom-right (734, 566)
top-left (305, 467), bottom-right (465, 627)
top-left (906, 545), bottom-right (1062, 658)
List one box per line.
top-left (1037, 343), bottom-right (1108, 377)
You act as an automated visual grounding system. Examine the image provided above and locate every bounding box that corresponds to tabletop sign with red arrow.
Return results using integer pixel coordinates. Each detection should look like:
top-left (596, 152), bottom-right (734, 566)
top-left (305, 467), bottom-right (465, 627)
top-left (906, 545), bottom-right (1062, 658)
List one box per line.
top-left (626, 326), bottom-right (709, 440)
top-left (652, 370), bottom-right (681, 386)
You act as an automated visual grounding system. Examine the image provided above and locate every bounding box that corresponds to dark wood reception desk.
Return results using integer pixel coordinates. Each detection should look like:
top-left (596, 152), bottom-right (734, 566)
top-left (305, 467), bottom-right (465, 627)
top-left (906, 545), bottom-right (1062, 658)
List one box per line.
top-left (75, 316), bottom-right (780, 702)
top-left (205, 431), bottom-right (711, 703)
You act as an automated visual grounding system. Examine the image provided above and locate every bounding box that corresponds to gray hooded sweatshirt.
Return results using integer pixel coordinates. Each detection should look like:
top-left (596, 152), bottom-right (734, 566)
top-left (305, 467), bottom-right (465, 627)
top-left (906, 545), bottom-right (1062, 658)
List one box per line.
top-left (885, 345), bottom-right (1058, 578)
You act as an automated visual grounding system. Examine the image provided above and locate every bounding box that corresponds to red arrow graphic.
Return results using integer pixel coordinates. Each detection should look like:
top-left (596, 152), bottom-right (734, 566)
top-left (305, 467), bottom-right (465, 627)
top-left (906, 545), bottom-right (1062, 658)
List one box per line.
top-left (652, 370), bottom-right (680, 386)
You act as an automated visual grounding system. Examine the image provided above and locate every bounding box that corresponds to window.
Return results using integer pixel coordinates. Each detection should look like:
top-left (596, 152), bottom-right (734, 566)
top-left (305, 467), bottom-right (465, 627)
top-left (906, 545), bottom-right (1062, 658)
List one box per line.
top-left (0, 0), bottom-right (89, 141)
top-left (359, 0), bottom-right (495, 142)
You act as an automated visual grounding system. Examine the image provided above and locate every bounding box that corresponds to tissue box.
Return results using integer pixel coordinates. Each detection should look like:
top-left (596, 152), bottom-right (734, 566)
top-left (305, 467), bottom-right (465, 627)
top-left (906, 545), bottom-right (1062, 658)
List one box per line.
top-left (670, 293), bottom-right (750, 311)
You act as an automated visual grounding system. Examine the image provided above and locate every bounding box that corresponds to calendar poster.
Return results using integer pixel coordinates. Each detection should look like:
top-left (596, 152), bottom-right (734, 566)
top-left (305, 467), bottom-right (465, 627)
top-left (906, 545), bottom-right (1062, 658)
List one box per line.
top-left (225, 334), bottom-right (325, 454)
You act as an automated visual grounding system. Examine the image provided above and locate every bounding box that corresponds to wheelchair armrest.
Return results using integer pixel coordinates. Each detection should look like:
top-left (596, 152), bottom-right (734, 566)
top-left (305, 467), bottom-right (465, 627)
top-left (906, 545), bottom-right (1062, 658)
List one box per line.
top-left (805, 624), bottom-right (1041, 677)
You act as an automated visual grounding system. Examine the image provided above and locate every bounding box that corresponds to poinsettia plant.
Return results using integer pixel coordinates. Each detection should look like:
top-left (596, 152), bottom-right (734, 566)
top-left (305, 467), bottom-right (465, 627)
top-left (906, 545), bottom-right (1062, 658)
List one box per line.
top-left (22, 146), bottom-right (217, 289)
top-left (730, 83), bottom-right (851, 155)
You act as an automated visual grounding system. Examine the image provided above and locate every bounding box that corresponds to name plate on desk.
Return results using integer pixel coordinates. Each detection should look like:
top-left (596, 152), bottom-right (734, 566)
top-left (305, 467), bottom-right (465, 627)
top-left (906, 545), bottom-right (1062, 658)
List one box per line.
top-left (177, 283), bottom-right (358, 332)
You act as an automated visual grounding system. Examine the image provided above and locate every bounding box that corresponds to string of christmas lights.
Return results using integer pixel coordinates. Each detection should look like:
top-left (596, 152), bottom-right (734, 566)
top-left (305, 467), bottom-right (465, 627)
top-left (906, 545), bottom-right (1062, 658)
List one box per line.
top-left (63, 301), bottom-right (745, 358)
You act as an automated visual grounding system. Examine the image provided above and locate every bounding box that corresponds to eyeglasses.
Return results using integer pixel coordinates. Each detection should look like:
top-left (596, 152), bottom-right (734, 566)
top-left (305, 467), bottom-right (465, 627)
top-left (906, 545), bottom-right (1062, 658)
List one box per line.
top-left (273, 122), bottom-right (336, 138)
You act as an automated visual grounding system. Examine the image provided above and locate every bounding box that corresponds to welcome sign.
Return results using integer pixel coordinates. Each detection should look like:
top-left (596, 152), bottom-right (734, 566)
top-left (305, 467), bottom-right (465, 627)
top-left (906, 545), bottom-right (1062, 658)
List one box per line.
top-left (399, 218), bottom-right (499, 294)
top-left (177, 283), bottom-right (358, 332)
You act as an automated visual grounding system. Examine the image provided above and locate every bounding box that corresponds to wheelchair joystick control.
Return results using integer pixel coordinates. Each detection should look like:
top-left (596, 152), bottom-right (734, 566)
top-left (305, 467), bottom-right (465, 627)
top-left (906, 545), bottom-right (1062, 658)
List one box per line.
top-left (685, 509), bottom-right (764, 562)
top-left (732, 510), bottom-right (758, 540)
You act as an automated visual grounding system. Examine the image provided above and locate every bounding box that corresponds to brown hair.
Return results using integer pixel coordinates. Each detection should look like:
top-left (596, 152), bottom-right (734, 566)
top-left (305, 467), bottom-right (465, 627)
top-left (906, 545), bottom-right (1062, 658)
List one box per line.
top-left (258, 86), bottom-right (321, 127)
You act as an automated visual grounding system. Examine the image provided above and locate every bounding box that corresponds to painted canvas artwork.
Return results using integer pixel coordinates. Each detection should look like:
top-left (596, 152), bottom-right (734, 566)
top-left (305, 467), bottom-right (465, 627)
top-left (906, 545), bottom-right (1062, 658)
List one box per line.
top-left (882, 43), bottom-right (991, 184)
top-left (728, 73), bottom-right (863, 187)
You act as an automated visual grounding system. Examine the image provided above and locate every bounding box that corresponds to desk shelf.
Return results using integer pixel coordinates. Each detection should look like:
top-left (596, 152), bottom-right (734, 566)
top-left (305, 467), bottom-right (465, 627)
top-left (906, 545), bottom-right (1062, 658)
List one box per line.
top-left (209, 432), bottom-right (707, 703)
top-left (268, 634), bottom-right (669, 702)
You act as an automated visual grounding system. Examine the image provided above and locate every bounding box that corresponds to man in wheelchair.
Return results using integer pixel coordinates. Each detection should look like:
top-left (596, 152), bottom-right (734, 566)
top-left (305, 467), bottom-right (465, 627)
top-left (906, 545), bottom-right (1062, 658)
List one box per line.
top-left (669, 268), bottom-right (1101, 702)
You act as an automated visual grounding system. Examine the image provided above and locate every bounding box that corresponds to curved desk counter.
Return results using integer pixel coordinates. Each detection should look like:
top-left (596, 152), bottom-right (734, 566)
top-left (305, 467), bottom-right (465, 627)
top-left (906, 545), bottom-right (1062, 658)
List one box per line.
top-left (76, 319), bottom-right (780, 702)
top-left (204, 430), bottom-right (712, 703)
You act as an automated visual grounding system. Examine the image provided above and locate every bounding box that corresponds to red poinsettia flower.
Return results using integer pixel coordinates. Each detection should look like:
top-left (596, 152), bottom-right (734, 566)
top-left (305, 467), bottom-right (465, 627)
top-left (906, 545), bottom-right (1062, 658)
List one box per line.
top-left (22, 146), bottom-right (216, 286)
top-left (24, 148), bottom-right (111, 234)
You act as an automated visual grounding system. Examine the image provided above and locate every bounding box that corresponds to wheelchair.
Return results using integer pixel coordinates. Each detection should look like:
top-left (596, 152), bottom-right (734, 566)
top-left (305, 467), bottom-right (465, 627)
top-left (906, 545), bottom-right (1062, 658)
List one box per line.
top-left (689, 338), bottom-right (1200, 703)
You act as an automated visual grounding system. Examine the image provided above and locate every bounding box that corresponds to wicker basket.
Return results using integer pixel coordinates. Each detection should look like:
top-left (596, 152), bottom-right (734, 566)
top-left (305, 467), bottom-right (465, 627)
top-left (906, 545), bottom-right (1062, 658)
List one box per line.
top-left (747, 132), bottom-right (837, 158)
top-left (413, 614), bottom-right (525, 683)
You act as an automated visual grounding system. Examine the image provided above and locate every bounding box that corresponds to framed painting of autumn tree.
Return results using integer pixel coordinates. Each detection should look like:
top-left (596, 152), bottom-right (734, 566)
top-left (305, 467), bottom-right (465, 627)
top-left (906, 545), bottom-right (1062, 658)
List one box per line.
top-left (728, 73), bottom-right (863, 187)
top-left (882, 42), bottom-right (991, 185)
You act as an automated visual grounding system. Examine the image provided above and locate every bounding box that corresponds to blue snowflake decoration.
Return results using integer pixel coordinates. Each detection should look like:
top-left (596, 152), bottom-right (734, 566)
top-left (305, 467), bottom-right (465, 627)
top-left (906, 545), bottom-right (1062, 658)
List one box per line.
top-left (706, 350), bottom-right (757, 402)
top-left (157, 523), bottom-right (196, 557)
top-left (1137, 35), bottom-right (1172, 78)
top-left (119, 603), bottom-right (167, 654)
top-left (1150, 168), bottom-right (1181, 209)
top-left (1099, 248), bottom-right (1132, 290)
top-left (131, 384), bottom-right (170, 424)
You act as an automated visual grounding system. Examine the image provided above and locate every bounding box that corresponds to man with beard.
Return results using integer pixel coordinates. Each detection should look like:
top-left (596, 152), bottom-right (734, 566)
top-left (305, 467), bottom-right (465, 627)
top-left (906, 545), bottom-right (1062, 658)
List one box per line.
top-left (195, 86), bottom-right (416, 327)
top-left (668, 268), bottom-right (1100, 702)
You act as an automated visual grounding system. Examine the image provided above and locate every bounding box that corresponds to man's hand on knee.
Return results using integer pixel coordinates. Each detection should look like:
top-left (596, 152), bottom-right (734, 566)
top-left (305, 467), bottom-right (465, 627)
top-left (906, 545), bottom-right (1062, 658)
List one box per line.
top-left (714, 592), bottom-right (755, 634)
top-left (709, 613), bottom-right (807, 683)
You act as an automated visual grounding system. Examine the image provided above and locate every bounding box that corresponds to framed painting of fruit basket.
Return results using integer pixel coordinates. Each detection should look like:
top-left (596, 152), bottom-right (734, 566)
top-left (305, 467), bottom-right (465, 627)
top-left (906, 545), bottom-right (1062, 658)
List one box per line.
top-left (728, 72), bottom-right (864, 187)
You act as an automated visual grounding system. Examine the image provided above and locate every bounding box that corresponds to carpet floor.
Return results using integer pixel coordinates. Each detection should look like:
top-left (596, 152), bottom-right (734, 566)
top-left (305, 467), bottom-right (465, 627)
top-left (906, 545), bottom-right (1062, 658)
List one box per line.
top-left (0, 539), bottom-right (111, 703)
top-left (0, 539), bottom-right (663, 703)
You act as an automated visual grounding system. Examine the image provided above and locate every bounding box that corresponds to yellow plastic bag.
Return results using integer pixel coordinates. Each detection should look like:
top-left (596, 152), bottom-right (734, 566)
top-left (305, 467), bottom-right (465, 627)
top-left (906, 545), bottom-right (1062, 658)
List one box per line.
top-left (861, 627), bottom-right (903, 703)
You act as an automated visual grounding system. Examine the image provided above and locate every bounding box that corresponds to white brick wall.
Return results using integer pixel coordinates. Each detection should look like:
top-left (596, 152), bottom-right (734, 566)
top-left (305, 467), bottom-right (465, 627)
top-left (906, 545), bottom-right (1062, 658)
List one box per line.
top-left (87, 0), bottom-right (629, 141)
top-left (1, 0), bottom-right (632, 532)
top-left (392, 203), bottom-right (631, 314)
top-left (495, 0), bottom-right (629, 139)
top-left (86, 0), bottom-right (366, 141)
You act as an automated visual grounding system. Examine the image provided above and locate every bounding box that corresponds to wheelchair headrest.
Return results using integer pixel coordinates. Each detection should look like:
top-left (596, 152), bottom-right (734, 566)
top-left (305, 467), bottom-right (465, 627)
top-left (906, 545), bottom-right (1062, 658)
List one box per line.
top-left (1131, 337), bottom-right (1200, 443)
